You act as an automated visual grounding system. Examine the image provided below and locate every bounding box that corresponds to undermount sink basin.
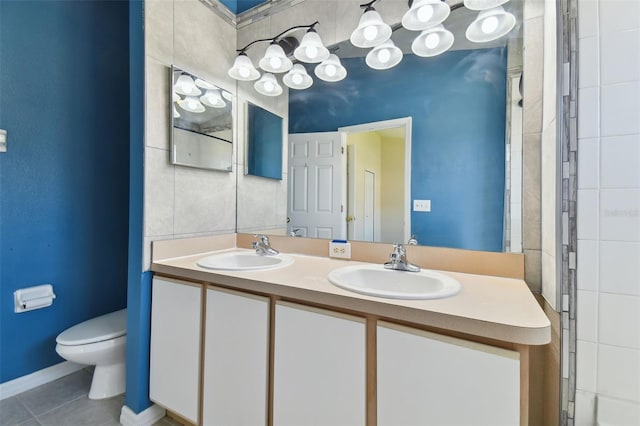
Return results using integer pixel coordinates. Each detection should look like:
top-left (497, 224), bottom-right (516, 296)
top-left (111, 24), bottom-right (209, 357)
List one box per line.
top-left (196, 251), bottom-right (294, 271)
top-left (328, 264), bottom-right (461, 300)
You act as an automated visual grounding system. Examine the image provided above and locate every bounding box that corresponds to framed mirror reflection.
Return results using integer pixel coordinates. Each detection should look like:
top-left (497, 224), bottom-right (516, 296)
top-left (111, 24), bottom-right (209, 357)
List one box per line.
top-left (171, 66), bottom-right (234, 172)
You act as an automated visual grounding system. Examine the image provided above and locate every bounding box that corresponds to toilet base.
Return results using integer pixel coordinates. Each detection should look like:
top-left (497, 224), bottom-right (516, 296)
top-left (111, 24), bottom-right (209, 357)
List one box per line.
top-left (89, 362), bottom-right (126, 399)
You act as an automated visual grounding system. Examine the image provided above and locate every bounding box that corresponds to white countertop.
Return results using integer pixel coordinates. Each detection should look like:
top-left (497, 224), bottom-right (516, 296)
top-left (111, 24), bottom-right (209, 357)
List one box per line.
top-left (152, 248), bottom-right (551, 346)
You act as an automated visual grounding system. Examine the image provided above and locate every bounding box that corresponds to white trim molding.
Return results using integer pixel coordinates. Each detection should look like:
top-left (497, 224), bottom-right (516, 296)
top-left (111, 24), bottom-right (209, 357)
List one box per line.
top-left (0, 361), bottom-right (85, 400)
top-left (120, 404), bottom-right (166, 426)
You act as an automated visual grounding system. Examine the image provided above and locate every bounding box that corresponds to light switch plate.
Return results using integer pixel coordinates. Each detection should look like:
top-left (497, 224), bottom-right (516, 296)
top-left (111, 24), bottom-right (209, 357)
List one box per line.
top-left (413, 199), bottom-right (431, 212)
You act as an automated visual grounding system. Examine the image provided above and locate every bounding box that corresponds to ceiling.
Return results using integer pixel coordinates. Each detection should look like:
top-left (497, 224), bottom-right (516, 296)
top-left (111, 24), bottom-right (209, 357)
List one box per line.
top-left (219, 0), bottom-right (269, 14)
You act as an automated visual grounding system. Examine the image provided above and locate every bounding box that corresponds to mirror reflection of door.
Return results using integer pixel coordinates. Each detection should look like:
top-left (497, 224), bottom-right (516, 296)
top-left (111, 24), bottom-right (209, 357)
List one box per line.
top-left (288, 132), bottom-right (346, 239)
top-left (289, 118), bottom-right (411, 244)
top-left (363, 170), bottom-right (375, 242)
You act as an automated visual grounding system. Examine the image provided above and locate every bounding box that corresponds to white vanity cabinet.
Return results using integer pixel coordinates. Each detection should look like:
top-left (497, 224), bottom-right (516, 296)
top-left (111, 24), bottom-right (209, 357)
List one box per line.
top-left (273, 301), bottom-right (366, 426)
top-left (377, 321), bottom-right (520, 426)
top-left (202, 287), bottom-right (270, 426)
top-left (150, 277), bottom-right (201, 424)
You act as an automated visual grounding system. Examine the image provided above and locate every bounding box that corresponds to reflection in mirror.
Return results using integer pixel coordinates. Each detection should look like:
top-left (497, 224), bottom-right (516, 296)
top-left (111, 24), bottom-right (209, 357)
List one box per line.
top-left (171, 66), bottom-right (233, 172)
top-left (246, 102), bottom-right (284, 180)
top-left (236, 0), bottom-right (523, 253)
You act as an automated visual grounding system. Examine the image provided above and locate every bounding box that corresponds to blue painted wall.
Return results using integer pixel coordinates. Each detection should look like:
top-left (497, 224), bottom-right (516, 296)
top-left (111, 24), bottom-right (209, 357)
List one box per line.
top-left (247, 103), bottom-right (283, 180)
top-left (125, 0), bottom-right (153, 414)
top-left (219, 0), bottom-right (268, 14)
top-left (289, 49), bottom-right (507, 252)
top-left (0, 1), bottom-right (130, 382)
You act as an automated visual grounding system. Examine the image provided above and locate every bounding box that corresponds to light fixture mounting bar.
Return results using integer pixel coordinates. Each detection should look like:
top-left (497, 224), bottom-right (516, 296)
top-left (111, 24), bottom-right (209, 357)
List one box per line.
top-left (237, 21), bottom-right (320, 53)
top-left (407, 0), bottom-right (465, 12)
top-left (359, 0), bottom-right (380, 10)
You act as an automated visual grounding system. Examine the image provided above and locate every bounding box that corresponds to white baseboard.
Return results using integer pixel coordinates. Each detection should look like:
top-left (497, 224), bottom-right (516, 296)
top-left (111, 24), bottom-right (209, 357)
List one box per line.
top-left (120, 404), bottom-right (166, 426)
top-left (0, 361), bottom-right (85, 400)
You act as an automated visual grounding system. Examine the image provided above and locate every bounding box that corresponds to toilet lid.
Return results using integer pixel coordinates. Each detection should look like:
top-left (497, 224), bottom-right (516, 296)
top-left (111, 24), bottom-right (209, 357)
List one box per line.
top-left (56, 309), bottom-right (127, 346)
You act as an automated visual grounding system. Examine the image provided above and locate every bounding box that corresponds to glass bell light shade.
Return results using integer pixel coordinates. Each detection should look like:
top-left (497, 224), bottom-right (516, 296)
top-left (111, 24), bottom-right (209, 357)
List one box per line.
top-left (283, 64), bottom-right (313, 90)
top-left (200, 89), bottom-right (226, 108)
top-left (315, 54), bottom-right (347, 82)
top-left (194, 78), bottom-right (216, 90)
top-left (174, 74), bottom-right (202, 96)
top-left (254, 73), bottom-right (283, 96)
top-left (350, 7), bottom-right (392, 48)
top-left (294, 29), bottom-right (330, 63)
top-left (228, 53), bottom-right (261, 81)
top-left (466, 6), bottom-right (516, 42)
top-left (221, 90), bottom-right (232, 101)
top-left (258, 42), bottom-right (293, 73)
top-left (178, 96), bottom-right (205, 113)
top-left (411, 24), bottom-right (454, 57)
top-left (366, 40), bottom-right (403, 70)
top-left (463, 0), bottom-right (509, 11)
top-left (172, 91), bottom-right (181, 103)
top-left (173, 105), bottom-right (181, 119)
top-left (402, 0), bottom-right (451, 31)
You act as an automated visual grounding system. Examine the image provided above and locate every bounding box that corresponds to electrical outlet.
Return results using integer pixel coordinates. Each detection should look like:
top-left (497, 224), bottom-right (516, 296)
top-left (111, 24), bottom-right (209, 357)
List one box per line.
top-left (413, 199), bottom-right (431, 212)
top-left (329, 242), bottom-right (351, 259)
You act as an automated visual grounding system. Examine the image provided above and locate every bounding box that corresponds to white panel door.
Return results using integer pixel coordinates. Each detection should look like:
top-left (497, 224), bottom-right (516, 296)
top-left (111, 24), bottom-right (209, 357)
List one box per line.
top-left (273, 301), bottom-right (366, 426)
top-left (150, 278), bottom-right (201, 424)
top-left (202, 287), bottom-right (270, 426)
top-left (377, 321), bottom-right (520, 426)
top-left (288, 132), bottom-right (346, 239)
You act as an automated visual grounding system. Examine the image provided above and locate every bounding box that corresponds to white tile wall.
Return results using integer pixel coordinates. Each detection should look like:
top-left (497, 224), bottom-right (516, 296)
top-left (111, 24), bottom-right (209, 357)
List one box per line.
top-left (576, 0), bottom-right (640, 420)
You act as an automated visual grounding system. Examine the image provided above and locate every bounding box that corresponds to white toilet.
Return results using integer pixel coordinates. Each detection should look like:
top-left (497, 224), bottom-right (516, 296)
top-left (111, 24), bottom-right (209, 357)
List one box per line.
top-left (55, 308), bottom-right (127, 400)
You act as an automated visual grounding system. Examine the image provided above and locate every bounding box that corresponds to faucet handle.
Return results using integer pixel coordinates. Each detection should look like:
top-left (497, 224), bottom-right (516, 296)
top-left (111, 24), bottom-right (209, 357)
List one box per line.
top-left (392, 243), bottom-right (406, 255)
top-left (254, 234), bottom-right (270, 244)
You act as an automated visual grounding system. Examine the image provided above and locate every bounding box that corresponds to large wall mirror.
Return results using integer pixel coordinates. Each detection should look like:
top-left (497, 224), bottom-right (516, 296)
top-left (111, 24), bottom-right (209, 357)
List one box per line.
top-left (235, 0), bottom-right (524, 253)
top-left (171, 66), bottom-right (234, 172)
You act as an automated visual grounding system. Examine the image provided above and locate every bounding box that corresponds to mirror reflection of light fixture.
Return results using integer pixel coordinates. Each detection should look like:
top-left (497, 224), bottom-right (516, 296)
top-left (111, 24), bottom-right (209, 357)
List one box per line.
top-left (463, 0), bottom-right (509, 11)
top-left (172, 91), bottom-right (181, 103)
top-left (294, 29), bottom-right (330, 63)
top-left (254, 73), bottom-right (283, 97)
top-left (411, 24), bottom-right (455, 57)
top-left (228, 53), bottom-right (261, 81)
top-left (178, 96), bottom-right (205, 113)
top-left (221, 90), bottom-right (232, 101)
top-left (315, 54), bottom-right (347, 82)
top-left (466, 6), bottom-right (516, 42)
top-left (174, 74), bottom-right (201, 96)
top-left (366, 39), bottom-right (403, 70)
top-left (402, 0), bottom-right (451, 31)
top-left (283, 64), bottom-right (313, 90)
top-left (173, 105), bottom-right (180, 118)
top-left (350, 1), bottom-right (392, 48)
top-left (259, 42), bottom-right (293, 73)
top-left (200, 89), bottom-right (226, 108)
top-left (194, 78), bottom-right (216, 90)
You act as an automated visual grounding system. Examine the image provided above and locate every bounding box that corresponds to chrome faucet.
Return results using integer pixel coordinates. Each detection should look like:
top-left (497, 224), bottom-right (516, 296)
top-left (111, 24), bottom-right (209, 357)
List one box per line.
top-left (407, 234), bottom-right (418, 245)
top-left (384, 244), bottom-right (420, 272)
top-left (252, 234), bottom-right (279, 256)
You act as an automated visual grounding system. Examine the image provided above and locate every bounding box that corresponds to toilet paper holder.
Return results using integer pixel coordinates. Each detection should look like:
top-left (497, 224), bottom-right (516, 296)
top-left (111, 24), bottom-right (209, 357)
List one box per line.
top-left (14, 284), bottom-right (56, 313)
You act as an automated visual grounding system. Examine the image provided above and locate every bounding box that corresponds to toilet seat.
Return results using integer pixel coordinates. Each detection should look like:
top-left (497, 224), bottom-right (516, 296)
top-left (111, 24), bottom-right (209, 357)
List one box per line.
top-left (56, 308), bottom-right (127, 346)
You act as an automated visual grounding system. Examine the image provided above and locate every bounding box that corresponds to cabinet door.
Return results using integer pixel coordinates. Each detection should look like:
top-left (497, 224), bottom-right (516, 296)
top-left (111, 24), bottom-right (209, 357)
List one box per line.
top-left (273, 301), bottom-right (366, 426)
top-left (377, 321), bottom-right (520, 426)
top-left (149, 278), bottom-right (201, 424)
top-left (202, 287), bottom-right (270, 426)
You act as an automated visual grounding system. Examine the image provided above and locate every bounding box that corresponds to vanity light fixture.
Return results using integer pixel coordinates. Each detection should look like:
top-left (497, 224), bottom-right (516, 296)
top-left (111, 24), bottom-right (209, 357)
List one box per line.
top-left (465, 5), bottom-right (516, 42)
top-left (228, 52), bottom-right (261, 81)
top-left (174, 74), bottom-right (201, 96)
top-left (283, 64), bottom-right (313, 90)
top-left (366, 39), bottom-right (403, 70)
top-left (350, 0), bottom-right (393, 48)
top-left (294, 28), bottom-right (330, 63)
top-left (254, 73), bottom-right (283, 97)
top-left (178, 96), bottom-right (205, 113)
top-left (173, 105), bottom-right (181, 119)
top-left (411, 24), bottom-right (455, 57)
top-left (315, 54), bottom-right (347, 82)
top-left (401, 0), bottom-right (450, 31)
top-left (200, 89), bottom-right (226, 108)
top-left (258, 42), bottom-right (293, 73)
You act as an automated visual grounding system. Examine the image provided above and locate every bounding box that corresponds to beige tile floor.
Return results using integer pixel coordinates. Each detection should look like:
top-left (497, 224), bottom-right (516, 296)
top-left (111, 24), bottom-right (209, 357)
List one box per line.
top-left (0, 369), bottom-right (179, 426)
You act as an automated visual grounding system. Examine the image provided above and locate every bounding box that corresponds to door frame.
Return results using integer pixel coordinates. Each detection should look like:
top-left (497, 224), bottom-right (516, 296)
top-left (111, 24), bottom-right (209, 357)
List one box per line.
top-left (338, 117), bottom-right (412, 244)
